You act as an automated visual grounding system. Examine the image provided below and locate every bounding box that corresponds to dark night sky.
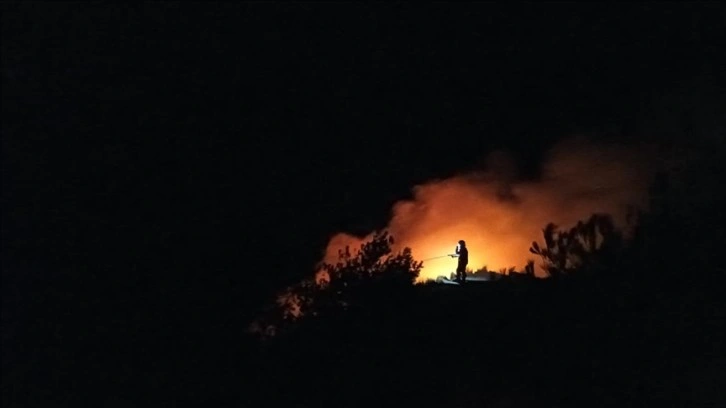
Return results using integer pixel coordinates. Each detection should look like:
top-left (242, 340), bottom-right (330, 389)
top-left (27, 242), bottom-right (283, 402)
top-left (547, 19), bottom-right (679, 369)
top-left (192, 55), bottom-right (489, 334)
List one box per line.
top-left (3, 3), bottom-right (726, 312)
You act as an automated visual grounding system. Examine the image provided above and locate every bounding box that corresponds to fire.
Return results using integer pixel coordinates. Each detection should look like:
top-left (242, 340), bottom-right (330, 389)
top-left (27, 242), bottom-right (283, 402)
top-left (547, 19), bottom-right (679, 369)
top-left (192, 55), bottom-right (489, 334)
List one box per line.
top-left (319, 137), bottom-right (654, 282)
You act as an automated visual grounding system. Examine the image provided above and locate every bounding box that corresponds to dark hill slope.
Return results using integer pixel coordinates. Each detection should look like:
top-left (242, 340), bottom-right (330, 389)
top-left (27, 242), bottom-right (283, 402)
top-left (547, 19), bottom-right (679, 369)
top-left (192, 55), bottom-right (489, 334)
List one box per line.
top-left (248, 276), bottom-right (725, 407)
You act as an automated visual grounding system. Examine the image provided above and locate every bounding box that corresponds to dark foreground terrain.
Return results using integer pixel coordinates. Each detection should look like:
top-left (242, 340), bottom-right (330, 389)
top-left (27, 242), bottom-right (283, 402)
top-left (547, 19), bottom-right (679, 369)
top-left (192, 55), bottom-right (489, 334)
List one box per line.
top-left (245, 274), bottom-right (726, 408)
top-left (3, 263), bottom-right (725, 407)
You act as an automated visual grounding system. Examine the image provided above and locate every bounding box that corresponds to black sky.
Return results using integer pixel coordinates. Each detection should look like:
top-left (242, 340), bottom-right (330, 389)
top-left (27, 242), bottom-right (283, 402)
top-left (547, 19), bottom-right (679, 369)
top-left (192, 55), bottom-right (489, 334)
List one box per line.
top-left (3, 2), bottom-right (726, 311)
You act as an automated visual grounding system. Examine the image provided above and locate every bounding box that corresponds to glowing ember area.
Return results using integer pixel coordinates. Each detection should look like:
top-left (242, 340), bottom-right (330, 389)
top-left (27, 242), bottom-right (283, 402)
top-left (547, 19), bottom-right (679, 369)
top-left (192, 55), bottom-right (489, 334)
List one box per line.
top-left (320, 137), bottom-right (654, 281)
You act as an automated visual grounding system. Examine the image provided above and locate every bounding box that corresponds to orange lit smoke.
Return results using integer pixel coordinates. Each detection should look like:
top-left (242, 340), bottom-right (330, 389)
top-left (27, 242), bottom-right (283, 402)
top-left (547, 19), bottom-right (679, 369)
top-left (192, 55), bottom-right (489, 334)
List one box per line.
top-left (319, 137), bottom-right (654, 281)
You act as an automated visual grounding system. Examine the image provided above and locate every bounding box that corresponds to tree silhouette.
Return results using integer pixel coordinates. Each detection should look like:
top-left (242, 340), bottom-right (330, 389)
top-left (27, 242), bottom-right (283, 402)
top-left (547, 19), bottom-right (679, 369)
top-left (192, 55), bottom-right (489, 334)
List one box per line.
top-left (249, 231), bottom-right (422, 337)
top-left (524, 259), bottom-right (535, 277)
top-left (529, 214), bottom-right (624, 278)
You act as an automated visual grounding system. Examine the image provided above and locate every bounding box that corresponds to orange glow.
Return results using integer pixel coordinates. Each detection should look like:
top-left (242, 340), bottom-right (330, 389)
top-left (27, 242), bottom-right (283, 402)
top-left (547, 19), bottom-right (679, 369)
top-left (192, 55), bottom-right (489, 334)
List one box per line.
top-left (319, 137), bottom-right (654, 281)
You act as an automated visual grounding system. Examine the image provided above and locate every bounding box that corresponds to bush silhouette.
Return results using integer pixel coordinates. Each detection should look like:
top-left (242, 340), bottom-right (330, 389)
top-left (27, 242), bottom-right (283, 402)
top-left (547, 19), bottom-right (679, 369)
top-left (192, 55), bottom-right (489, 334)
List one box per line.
top-left (529, 214), bottom-right (624, 278)
top-left (249, 230), bottom-right (422, 337)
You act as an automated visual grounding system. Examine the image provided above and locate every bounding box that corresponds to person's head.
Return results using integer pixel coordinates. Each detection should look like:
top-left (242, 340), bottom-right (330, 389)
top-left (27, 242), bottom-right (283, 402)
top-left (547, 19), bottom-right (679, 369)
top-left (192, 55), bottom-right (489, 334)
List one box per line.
top-left (458, 240), bottom-right (466, 247)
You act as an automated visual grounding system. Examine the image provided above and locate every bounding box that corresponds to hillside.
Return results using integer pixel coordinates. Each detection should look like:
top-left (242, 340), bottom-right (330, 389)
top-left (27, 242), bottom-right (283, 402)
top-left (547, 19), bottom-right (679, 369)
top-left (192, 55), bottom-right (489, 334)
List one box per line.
top-left (245, 274), bottom-right (725, 407)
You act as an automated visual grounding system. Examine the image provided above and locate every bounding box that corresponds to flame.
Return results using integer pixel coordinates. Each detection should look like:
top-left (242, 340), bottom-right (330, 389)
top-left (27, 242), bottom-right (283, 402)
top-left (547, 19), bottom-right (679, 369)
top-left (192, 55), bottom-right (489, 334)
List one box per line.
top-left (320, 136), bottom-right (654, 281)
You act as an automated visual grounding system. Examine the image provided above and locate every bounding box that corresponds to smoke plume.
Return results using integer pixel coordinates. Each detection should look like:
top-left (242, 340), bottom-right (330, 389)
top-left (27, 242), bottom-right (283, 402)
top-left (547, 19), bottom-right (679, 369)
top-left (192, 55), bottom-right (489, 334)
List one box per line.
top-left (320, 135), bottom-right (655, 281)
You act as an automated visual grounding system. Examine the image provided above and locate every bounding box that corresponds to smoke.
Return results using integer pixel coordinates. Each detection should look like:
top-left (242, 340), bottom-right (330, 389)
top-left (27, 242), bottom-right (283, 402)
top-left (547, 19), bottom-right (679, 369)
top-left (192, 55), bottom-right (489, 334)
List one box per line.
top-left (320, 135), bottom-right (655, 281)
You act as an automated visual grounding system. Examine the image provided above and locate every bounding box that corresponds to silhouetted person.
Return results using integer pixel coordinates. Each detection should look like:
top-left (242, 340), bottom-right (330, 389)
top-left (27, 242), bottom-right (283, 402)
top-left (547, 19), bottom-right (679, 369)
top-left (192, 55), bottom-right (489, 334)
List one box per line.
top-left (450, 240), bottom-right (468, 283)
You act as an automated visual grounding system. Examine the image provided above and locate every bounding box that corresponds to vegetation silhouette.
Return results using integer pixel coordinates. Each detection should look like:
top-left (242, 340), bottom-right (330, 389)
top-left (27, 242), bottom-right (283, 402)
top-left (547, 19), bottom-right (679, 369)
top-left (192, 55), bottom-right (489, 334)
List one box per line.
top-left (528, 213), bottom-right (625, 279)
top-left (249, 231), bottom-right (422, 338)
